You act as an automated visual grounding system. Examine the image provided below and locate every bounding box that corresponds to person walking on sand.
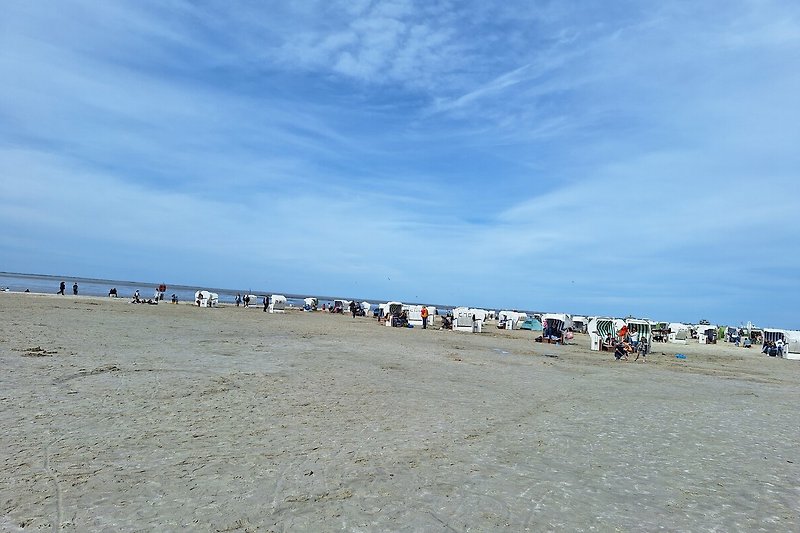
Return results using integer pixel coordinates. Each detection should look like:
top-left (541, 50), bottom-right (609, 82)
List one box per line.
top-left (421, 306), bottom-right (429, 329)
top-left (235, 293), bottom-right (241, 307)
top-left (58, 281), bottom-right (66, 295)
top-left (72, 282), bottom-right (78, 295)
top-left (263, 295), bottom-right (269, 312)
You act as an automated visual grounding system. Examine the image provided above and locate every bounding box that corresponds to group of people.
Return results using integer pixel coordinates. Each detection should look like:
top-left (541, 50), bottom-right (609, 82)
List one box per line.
top-left (762, 339), bottom-right (785, 357)
top-left (604, 325), bottom-right (648, 362)
top-left (728, 329), bottom-right (754, 347)
top-left (611, 339), bottom-right (647, 362)
top-left (542, 323), bottom-right (564, 344)
top-left (130, 289), bottom-right (158, 305)
top-left (235, 293), bottom-right (254, 308)
top-left (373, 306), bottom-right (431, 329)
top-left (440, 314), bottom-right (453, 330)
top-left (387, 310), bottom-right (409, 327)
top-left (376, 307), bottom-right (405, 326)
top-left (349, 301), bottom-right (364, 318)
top-left (109, 286), bottom-right (177, 303)
top-left (235, 293), bottom-right (270, 311)
top-left (57, 281), bottom-right (78, 295)
top-left (59, 281), bottom-right (175, 304)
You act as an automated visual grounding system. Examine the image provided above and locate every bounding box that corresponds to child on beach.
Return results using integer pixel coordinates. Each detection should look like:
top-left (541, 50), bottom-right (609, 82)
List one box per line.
top-left (614, 342), bottom-right (628, 361)
top-left (634, 339), bottom-right (647, 362)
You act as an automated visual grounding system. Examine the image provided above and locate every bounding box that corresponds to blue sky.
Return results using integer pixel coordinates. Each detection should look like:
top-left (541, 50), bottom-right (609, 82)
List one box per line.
top-left (2, 1), bottom-right (799, 328)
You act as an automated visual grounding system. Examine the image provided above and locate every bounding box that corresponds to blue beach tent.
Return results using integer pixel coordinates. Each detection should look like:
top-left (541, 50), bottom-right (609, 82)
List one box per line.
top-left (520, 318), bottom-right (543, 331)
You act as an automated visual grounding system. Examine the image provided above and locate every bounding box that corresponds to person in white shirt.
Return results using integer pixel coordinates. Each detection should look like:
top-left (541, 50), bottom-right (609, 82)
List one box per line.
top-left (629, 329), bottom-right (640, 352)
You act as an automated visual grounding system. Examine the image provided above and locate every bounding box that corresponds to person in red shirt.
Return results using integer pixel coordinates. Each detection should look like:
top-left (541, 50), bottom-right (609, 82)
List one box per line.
top-left (421, 306), bottom-right (429, 329)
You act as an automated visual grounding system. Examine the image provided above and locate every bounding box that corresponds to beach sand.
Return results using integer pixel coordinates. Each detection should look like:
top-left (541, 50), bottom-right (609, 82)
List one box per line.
top-left (1, 292), bottom-right (798, 531)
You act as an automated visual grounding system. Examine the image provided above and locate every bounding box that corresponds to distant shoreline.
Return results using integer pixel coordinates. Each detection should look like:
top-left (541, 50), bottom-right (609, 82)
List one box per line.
top-left (0, 271), bottom-right (459, 312)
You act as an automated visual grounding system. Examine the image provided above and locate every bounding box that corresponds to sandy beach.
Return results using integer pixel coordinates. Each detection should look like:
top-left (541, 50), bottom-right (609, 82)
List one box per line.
top-left (1, 292), bottom-right (798, 532)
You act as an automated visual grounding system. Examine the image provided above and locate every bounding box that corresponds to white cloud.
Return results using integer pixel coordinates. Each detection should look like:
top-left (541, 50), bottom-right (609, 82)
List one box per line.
top-left (2, 0), bottom-right (800, 326)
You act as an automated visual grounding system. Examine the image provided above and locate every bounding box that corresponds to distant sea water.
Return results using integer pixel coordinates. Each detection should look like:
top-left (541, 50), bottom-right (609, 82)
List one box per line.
top-left (0, 272), bottom-right (455, 312)
top-left (0, 272), bottom-right (316, 307)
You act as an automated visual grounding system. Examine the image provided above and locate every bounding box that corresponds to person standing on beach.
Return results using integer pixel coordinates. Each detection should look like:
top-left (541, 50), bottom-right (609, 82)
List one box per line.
top-left (263, 295), bottom-right (269, 312)
top-left (58, 281), bottom-right (66, 295)
top-left (72, 282), bottom-right (78, 295)
top-left (634, 339), bottom-right (647, 363)
top-left (421, 306), bottom-right (429, 329)
top-left (629, 328), bottom-right (639, 352)
top-left (235, 294), bottom-right (241, 307)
